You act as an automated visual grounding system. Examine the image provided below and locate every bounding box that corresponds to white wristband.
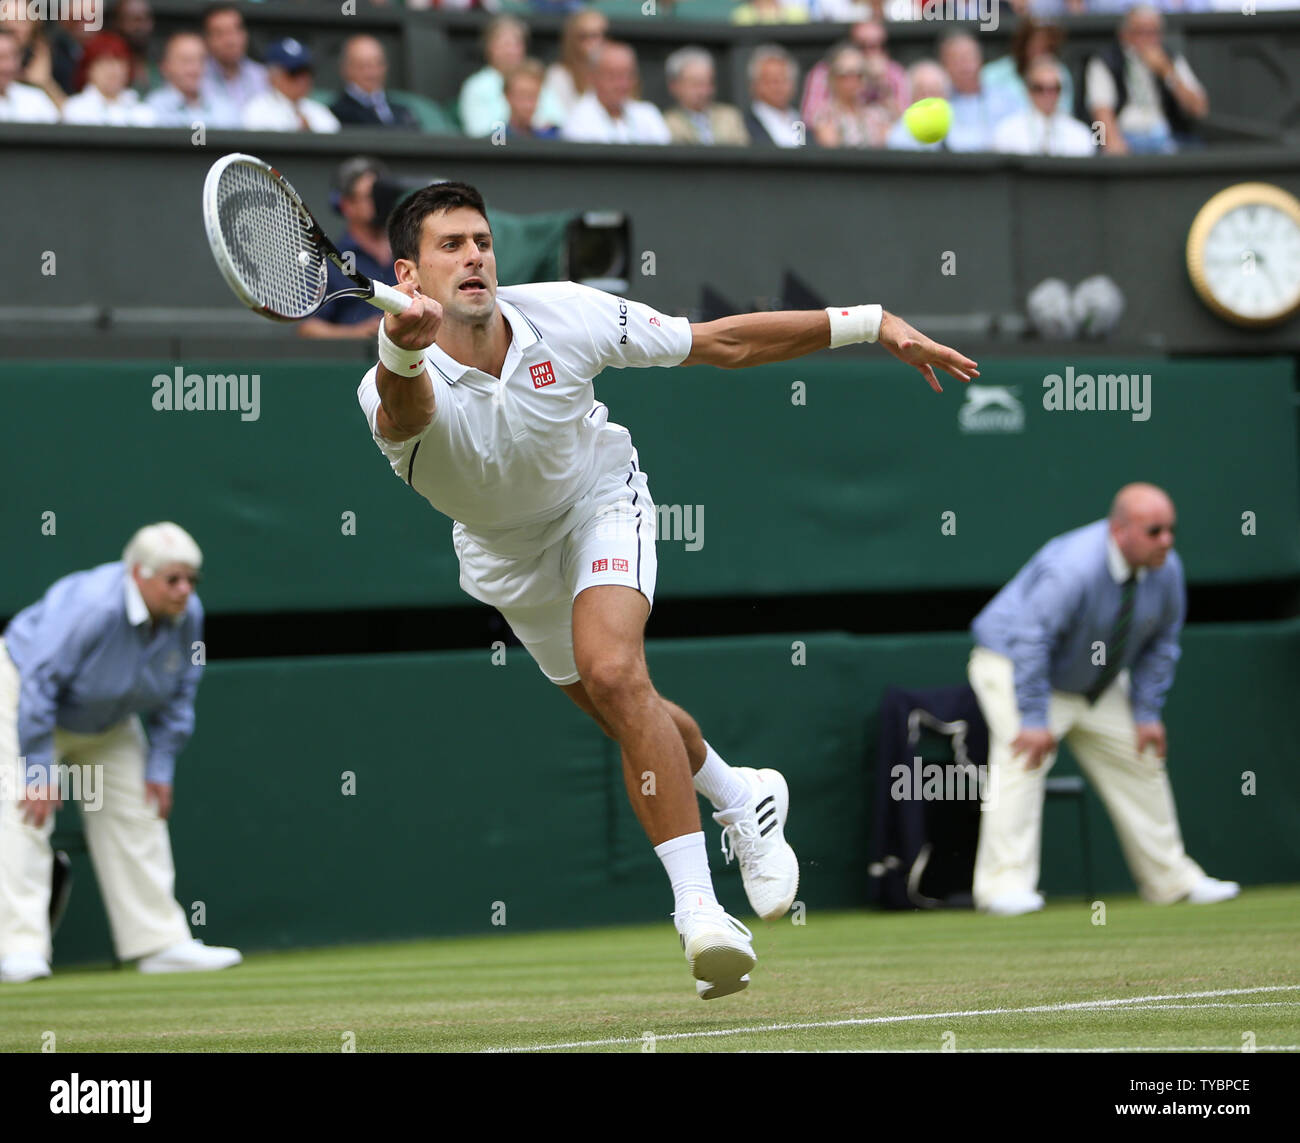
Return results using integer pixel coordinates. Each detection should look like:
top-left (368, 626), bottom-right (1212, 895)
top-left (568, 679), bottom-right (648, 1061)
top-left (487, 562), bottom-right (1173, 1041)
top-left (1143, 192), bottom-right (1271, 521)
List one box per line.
top-left (377, 319), bottom-right (426, 376)
top-left (826, 304), bottom-right (883, 348)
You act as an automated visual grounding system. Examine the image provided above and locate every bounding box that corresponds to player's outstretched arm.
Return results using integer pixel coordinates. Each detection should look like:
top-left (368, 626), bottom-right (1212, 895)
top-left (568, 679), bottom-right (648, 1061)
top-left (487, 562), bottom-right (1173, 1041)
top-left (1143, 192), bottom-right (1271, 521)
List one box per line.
top-left (375, 282), bottom-right (441, 443)
top-left (682, 306), bottom-right (978, 393)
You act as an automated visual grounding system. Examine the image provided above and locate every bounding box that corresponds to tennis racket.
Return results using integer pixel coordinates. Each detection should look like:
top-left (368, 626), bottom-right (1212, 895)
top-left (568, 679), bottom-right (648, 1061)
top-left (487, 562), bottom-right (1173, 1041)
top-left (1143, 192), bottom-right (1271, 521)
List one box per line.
top-left (202, 152), bottom-right (411, 322)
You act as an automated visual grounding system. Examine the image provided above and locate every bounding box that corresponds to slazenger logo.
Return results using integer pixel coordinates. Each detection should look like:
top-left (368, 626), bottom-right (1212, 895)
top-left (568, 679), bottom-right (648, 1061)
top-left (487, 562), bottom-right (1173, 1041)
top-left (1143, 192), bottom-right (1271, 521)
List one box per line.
top-left (529, 361), bottom-right (556, 389)
top-left (958, 385), bottom-right (1025, 434)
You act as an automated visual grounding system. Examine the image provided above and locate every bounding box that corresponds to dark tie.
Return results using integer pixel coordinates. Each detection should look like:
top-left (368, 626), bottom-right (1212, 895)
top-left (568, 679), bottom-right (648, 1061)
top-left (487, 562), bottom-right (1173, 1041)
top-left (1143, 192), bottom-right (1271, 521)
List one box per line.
top-left (1087, 573), bottom-right (1136, 703)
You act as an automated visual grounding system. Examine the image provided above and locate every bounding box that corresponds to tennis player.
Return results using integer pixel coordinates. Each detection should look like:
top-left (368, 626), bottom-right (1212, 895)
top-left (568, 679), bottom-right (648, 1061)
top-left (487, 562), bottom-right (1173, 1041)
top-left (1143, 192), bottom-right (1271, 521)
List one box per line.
top-left (357, 182), bottom-right (978, 999)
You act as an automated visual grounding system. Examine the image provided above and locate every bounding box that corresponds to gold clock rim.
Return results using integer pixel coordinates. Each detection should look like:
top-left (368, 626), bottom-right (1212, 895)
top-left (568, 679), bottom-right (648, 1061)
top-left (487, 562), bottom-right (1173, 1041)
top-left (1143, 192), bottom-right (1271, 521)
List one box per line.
top-left (1185, 181), bottom-right (1300, 328)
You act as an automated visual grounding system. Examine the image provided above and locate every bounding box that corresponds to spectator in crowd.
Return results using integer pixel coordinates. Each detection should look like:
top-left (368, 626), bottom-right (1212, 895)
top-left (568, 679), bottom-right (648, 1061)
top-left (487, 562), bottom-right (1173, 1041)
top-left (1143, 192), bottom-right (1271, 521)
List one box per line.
top-left (200, 2), bottom-right (268, 118)
top-left (1083, 4), bottom-right (1208, 155)
top-left (49, 5), bottom-right (102, 96)
top-left (504, 59), bottom-right (560, 139)
top-left (732, 0), bottom-right (812, 24)
top-left (801, 18), bottom-right (906, 128)
top-left (743, 44), bottom-right (809, 148)
top-left (541, 6), bottom-right (607, 124)
top-left (968, 484), bottom-right (1239, 916)
top-left (299, 157), bottom-right (396, 340)
top-left (48, 5), bottom-right (100, 98)
top-left (459, 15), bottom-right (564, 139)
top-left (937, 31), bottom-right (1021, 152)
top-left (812, 43), bottom-right (893, 148)
top-left (885, 58), bottom-right (946, 150)
top-left (0, 27), bottom-right (58, 122)
top-left (662, 46), bottom-right (748, 146)
top-left (561, 41), bottom-right (670, 144)
top-left (0, 523), bottom-right (243, 984)
top-left (992, 55), bottom-right (1095, 155)
top-left (63, 32), bottom-right (156, 125)
top-left (145, 30), bottom-right (237, 128)
top-left (330, 34), bottom-right (416, 129)
top-left (981, 17), bottom-right (1074, 115)
top-left (0, 10), bottom-right (67, 108)
top-left (242, 38), bottom-right (340, 133)
top-left (109, 0), bottom-right (154, 94)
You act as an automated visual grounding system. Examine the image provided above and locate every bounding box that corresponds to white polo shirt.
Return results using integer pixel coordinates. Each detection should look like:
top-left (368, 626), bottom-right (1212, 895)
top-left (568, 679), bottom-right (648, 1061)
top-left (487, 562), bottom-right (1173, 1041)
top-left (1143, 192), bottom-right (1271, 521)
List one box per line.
top-left (357, 281), bottom-right (692, 539)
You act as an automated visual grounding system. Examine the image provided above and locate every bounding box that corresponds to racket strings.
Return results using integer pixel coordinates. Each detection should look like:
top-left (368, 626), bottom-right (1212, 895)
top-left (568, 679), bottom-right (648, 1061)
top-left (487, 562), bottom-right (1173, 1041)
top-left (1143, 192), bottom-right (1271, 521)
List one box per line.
top-left (215, 162), bottom-right (325, 319)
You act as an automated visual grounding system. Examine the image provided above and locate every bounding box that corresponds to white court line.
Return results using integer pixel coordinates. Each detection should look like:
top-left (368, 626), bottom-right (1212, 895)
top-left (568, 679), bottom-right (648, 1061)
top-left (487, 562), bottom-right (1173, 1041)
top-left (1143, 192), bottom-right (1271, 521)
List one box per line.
top-left (776, 1045), bottom-right (1300, 1054)
top-left (486, 984), bottom-right (1300, 1053)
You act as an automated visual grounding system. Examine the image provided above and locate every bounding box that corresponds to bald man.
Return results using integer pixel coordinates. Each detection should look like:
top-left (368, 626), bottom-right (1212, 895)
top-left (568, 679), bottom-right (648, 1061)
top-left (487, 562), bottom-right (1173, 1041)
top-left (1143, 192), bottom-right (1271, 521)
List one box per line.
top-left (968, 485), bottom-right (1238, 915)
top-left (330, 35), bottom-right (416, 129)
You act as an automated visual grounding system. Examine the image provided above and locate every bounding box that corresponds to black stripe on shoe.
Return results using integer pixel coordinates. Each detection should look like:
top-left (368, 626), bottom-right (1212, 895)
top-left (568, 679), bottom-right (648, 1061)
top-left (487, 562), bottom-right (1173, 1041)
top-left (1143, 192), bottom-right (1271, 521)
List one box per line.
top-left (755, 795), bottom-right (774, 813)
top-left (758, 807), bottom-right (777, 826)
top-left (759, 819), bottom-right (779, 838)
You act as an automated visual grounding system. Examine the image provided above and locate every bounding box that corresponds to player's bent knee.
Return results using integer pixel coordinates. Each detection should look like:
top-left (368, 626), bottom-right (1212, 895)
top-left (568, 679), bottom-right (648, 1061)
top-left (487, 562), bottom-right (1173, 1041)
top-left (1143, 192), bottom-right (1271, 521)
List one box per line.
top-left (579, 655), bottom-right (652, 710)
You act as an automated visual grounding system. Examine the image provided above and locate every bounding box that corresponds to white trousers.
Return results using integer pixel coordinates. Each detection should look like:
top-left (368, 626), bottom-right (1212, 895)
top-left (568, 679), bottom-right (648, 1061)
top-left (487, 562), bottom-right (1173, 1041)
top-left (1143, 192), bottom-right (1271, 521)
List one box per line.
top-left (969, 646), bottom-right (1204, 907)
top-left (0, 640), bottom-right (190, 962)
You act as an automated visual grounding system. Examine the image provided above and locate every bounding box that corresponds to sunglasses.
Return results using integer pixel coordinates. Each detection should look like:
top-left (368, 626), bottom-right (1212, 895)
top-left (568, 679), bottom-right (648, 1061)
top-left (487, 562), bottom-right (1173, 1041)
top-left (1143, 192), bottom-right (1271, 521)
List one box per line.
top-left (1029, 82), bottom-right (1061, 94)
top-left (163, 573), bottom-right (202, 587)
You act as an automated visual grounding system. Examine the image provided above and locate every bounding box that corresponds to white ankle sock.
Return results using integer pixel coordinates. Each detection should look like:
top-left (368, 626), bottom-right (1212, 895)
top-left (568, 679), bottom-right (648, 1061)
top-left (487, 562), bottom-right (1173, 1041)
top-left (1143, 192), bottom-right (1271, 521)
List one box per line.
top-left (692, 742), bottom-right (750, 812)
top-left (654, 832), bottom-right (718, 915)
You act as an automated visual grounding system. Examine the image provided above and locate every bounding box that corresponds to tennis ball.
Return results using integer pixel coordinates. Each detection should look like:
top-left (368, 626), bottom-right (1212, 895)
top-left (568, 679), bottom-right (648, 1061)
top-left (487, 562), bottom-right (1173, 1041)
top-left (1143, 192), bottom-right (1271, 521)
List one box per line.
top-left (903, 97), bottom-right (952, 144)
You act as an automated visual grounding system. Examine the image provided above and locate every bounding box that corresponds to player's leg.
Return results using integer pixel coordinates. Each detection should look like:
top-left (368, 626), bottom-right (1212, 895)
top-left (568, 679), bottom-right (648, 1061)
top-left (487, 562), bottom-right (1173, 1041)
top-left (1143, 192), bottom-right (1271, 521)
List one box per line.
top-left (1067, 679), bottom-right (1233, 905)
top-left (561, 679), bottom-right (798, 919)
top-left (0, 642), bottom-right (55, 983)
top-left (969, 647), bottom-right (1077, 915)
top-left (570, 584), bottom-right (754, 998)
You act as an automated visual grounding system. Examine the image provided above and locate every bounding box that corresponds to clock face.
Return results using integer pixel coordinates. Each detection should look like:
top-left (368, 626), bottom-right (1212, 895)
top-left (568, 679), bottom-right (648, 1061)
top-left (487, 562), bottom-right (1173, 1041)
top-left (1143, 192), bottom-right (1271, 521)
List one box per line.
top-left (1187, 184), bottom-right (1300, 327)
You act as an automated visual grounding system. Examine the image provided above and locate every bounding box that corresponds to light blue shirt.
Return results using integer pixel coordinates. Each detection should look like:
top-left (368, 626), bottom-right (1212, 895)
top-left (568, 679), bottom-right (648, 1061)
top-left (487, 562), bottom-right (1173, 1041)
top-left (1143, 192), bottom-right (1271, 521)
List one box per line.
top-left (971, 520), bottom-right (1185, 726)
top-left (946, 86), bottom-right (1023, 152)
top-left (458, 65), bottom-right (566, 138)
top-left (3, 562), bottom-right (204, 786)
top-left (145, 82), bottom-right (239, 128)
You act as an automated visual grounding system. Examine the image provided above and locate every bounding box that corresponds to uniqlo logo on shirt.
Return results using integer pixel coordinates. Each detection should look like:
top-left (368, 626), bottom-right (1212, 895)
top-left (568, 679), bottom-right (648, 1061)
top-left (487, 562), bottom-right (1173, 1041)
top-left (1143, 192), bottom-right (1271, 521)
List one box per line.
top-left (613, 558), bottom-right (629, 572)
top-left (530, 361), bottom-right (556, 389)
top-left (592, 558), bottom-right (608, 573)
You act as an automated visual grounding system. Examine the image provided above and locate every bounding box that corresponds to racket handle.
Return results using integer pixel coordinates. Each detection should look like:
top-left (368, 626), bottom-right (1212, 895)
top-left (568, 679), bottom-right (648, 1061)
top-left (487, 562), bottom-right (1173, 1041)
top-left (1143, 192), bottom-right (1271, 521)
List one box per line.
top-left (369, 280), bottom-right (413, 315)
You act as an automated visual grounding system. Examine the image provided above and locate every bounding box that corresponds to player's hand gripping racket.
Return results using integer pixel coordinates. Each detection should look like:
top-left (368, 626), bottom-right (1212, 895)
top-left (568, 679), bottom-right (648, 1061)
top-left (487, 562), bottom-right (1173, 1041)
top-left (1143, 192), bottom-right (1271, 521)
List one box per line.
top-left (202, 152), bottom-right (411, 321)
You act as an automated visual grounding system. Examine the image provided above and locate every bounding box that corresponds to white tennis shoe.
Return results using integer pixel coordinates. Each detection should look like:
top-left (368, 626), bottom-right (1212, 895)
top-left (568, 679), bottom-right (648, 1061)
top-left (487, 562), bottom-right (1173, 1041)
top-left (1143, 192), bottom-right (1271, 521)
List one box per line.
top-left (713, 767), bottom-right (800, 921)
top-left (137, 938), bottom-right (242, 974)
top-left (0, 951), bottom-right (52, 983)
top-left (674, 901), bottom-right (756, 1000)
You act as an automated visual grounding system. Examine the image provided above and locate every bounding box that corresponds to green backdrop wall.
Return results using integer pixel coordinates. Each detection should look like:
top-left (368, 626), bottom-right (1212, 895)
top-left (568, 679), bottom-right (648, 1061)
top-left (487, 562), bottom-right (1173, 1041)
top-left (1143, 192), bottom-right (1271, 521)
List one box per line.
top-left (2, 356), bottom-right (1296, 617)
top-left (47, 621), bottom-right (1300, 966)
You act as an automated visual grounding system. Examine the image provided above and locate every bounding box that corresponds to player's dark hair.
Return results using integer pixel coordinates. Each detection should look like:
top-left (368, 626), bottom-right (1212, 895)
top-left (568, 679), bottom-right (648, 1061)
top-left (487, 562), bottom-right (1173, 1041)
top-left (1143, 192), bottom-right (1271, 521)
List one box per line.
top-left (388, 181), bottom-right (491, 265)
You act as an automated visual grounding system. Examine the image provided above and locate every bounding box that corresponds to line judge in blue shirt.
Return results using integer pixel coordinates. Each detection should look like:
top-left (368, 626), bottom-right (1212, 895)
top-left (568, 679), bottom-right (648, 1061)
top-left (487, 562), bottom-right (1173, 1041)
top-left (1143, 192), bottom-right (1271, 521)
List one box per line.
top-left (969, 483), bottom-right (1238, 916)
top-left (0, 523), bottom-right (241, 983)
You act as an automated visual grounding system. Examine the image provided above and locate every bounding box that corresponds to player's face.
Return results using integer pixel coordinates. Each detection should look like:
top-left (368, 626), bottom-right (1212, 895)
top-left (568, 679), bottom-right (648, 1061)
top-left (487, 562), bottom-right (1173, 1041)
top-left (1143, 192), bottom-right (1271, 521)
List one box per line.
top-left (135, 563), bottom-right (199, 621)
top-left (416, 207), bottom-right (497, 324)
top-left (1114, 501), bottom-right (1176, 569)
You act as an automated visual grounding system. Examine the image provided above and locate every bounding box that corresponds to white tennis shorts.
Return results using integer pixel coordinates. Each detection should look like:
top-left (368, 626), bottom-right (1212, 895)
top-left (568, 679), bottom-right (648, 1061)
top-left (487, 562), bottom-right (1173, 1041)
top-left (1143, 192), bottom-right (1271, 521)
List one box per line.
top-left (451, 451), bottom-right (658, 686)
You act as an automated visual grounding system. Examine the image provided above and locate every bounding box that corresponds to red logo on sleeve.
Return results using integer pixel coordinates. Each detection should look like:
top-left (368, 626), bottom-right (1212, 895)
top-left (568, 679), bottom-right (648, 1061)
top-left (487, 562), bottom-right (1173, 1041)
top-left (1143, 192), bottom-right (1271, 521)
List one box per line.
top-left (613, 558), bottom-right (629, 572)
top-left (592, 558), bottom-right (608, 573)
top-left (530, 361), bottom-right (556, 389)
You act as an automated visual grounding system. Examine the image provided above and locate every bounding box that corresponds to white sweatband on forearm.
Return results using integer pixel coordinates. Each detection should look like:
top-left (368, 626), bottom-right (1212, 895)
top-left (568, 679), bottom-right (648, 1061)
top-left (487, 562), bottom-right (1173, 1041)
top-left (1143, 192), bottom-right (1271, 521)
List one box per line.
top-left (377, 318), bottom-right (427, 376)
top-left (826, 304), bottom-right (883, 348)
